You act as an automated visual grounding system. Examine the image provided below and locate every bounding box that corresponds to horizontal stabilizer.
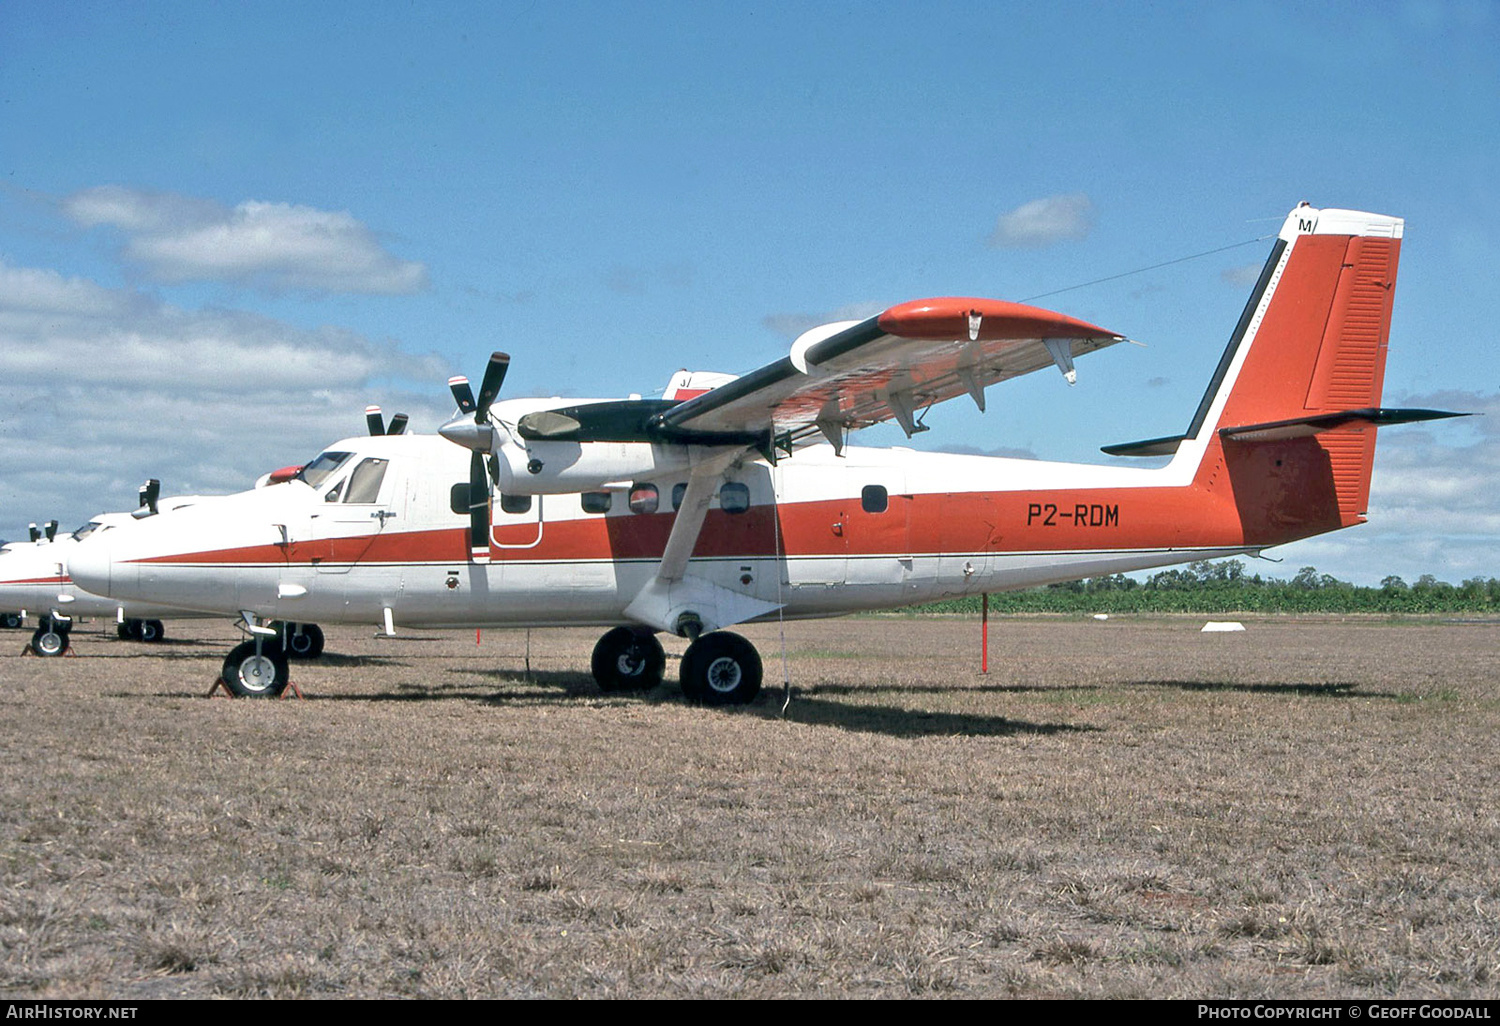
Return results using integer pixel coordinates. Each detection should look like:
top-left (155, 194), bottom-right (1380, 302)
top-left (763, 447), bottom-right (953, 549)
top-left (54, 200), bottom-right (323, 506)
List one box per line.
top-left (1100, 433), bottom-right (1189, 458)
top-left (1105, 408), bottom-right (1466, 457)
top-left (1218, 407), bottom-right (1468, 443)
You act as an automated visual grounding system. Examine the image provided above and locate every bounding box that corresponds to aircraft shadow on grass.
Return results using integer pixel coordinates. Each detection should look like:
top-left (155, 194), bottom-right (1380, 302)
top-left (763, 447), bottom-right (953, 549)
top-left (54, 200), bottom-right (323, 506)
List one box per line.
top-left (772, 695), bottom-right (1100, 739)
top-left (1128, 678), bottom-right (1396, 699)
top-left (805, 681), bottom-right (1102, 697)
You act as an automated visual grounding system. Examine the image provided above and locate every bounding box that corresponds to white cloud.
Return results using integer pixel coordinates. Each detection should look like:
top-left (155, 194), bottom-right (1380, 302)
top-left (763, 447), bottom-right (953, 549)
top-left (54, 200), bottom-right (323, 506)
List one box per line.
top-left (60, 186), bottom-right (429, 295)
top-left (988, 193), bottom-right (1094, 249)
top-left (1219, 262), bottom-right (1262, 288)
top-left (0, 260), bottom-right (453, 537)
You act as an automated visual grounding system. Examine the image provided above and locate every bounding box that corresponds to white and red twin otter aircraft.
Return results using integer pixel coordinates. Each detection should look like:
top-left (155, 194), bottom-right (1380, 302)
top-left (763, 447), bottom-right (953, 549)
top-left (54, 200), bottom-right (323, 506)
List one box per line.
top-left (69, 204), bottom-right (1456, 702)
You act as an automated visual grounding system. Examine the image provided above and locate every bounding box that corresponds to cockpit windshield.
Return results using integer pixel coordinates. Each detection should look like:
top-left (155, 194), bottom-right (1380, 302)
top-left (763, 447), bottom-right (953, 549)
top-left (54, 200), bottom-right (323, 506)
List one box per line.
top-left (296, 451), bottom-right (353, 489)
top-left (71, 521), bottom-right (105, 542)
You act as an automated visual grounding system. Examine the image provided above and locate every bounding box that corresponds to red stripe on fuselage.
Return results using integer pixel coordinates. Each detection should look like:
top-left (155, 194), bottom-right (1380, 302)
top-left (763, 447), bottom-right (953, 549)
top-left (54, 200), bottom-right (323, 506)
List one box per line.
top-left (121, 462), bottom-right (1344, 572)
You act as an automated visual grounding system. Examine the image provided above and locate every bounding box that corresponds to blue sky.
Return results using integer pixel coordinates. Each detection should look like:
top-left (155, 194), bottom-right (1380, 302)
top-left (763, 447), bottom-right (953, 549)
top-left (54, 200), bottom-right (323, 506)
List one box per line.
top-left (2, 1), bottom-right (1496, 585)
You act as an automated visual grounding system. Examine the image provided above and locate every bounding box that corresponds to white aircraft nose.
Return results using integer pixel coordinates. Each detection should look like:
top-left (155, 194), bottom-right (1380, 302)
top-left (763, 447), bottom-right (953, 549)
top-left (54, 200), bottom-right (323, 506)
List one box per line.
top-left (68, 533), bottom-right (113, 597)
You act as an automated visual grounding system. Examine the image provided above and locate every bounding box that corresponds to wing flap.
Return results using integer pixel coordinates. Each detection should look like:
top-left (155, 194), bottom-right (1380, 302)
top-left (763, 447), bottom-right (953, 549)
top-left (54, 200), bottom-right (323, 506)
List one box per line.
top-left (656, 297), bottom-right (1123, 445)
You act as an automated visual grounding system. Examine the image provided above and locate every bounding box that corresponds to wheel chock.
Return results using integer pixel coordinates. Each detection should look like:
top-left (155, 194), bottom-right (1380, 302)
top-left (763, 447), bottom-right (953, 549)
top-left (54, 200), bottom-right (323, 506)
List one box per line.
top-left (204, 677), bottom-right (305, 699)
top-left (21, 643), bottom-right (75, 657)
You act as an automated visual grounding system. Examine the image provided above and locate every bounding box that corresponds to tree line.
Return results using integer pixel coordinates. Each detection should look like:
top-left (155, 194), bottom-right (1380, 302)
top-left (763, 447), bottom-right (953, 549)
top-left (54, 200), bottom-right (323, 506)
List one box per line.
top-left (912, 560), bottom-right (1500, 615)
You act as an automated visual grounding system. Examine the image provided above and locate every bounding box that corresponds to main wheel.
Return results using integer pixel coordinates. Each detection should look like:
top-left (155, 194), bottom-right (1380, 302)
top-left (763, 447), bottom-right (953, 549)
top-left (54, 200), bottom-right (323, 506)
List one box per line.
top-left (680, 631), bottom-right (762, 705)
top-left (2, 613), bottom-right (23, 630)
top-left (118, 621), bottom-right (136, 639)
top-left (137, 619), bottom-right (166, 643)
top-left (221, 640), bottom-right (291, 698)
top-left (591, 626), bottom-right (665, 692)
top-left (281, 622), bottom-right (325, 660)
top-left (32, 623), bottom-right (68, 657)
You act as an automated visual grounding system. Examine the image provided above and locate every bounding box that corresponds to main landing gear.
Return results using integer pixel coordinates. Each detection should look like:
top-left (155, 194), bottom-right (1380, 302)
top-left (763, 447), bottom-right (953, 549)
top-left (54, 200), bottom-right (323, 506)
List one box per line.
top-left (588, 626), bottom-right (763, 705)
top-left (274, 622), bottom-right (325, 660)
top-left (117, 618), bottom-right (167, 642)
top-left (591, 626), bottom-right (666, 692)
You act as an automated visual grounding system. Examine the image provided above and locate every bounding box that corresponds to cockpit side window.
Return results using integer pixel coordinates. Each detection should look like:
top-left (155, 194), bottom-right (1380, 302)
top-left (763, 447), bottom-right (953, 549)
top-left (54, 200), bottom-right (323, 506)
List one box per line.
top-left (297, 451), bottom-right (353, 488)
top-left (343, 458), bottom-right (389, 503)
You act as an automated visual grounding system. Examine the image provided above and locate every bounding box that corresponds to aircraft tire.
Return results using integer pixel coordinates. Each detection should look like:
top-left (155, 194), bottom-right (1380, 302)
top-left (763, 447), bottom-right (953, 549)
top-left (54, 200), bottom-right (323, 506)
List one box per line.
top-left (32, 623), bottom-right (68, 657)
top-left (118, 621), bottom-right (136, 639)
top-left (138, 619), bottom-right (166, 643)
top-left (221, 640), bottom-right (290, 698)
top-left (680, 631), bottom-right (762, 706)
top-left (2, 613), bottom-right (22, 630)
top-left (591, 626), bottom-right (665, 692)
top-left (282, 623), bottom-right (325, 660)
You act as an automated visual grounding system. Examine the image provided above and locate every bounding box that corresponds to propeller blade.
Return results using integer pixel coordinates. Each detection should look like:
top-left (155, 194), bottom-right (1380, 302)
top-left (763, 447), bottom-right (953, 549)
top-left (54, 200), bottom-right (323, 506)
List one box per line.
top-left (28, 523), bottom-right (40, 543)
top-left (468, 450), bottom-right (491, 555)
top-left (387, 413), bottom-right (409, 436)
top-left (139, 479), bottom-right (161, 515)
top-left (449, 376), bottom-right (476, 414)
top-left (474, 352), bottom-right (510, 423)
top-left (44, 520), bottom-right (58, 542)
top-left (366, 405), bottom-right (385, 435)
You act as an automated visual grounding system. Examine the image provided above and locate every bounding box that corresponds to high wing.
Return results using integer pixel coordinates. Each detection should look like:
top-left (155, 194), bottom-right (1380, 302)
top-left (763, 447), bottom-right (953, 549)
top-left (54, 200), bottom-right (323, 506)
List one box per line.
top-left (653, 297), bottom-right (1125, 454)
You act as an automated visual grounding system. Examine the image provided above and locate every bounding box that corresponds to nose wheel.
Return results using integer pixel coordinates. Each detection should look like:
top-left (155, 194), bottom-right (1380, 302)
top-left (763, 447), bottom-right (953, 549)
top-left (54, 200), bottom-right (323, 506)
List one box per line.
top-left (220, 639), bottom-right (291, 698)
top-left (30, 617), bottom-right (71, 657)
top-left (680, 631), bottom-right (762, 705)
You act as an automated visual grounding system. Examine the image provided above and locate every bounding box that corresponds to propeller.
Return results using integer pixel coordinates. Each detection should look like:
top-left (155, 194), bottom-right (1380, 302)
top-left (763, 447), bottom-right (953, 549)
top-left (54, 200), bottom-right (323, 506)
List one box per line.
top-left (28, 523), bottom-right (40, 543)
top-left (138, 478), bottom-right (160, 516)
top-left (442, 353), bottom-right (511, 557)
top-left (44, 520), bottom-right (58, 542)
top-left (365, 405), bottom-right (411, 436)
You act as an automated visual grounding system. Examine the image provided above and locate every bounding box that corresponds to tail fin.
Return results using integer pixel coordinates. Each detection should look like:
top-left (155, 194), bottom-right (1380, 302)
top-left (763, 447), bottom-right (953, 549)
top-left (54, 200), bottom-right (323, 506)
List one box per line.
top-left (1203, 204), bottom-right (1404, 524)
top-left (1108, 204), bottom-right (1427, 536)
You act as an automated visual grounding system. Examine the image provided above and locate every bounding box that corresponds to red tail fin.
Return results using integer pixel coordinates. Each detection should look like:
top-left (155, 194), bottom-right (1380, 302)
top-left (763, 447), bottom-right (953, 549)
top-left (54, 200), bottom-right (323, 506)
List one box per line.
top-left (1208, 207), bottom-right (1401, 524)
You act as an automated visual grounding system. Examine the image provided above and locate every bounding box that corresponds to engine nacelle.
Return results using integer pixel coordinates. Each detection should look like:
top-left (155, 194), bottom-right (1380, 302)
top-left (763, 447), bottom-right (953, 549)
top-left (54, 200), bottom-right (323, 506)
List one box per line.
top-left (493, 440), bottom-right (696, 495)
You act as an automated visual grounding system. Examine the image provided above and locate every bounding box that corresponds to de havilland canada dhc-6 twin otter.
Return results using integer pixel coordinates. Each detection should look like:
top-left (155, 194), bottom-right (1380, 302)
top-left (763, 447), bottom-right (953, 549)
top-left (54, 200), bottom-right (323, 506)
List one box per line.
top-left (67, 204), bottom-right (1456, 703)
top-left (0, 480), bottom-right (329, 659)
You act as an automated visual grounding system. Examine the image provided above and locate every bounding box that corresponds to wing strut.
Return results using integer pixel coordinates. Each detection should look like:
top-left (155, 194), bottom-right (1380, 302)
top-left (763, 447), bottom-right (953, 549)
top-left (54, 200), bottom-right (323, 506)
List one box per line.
top-left (623, 447), bottom-right (783, 637)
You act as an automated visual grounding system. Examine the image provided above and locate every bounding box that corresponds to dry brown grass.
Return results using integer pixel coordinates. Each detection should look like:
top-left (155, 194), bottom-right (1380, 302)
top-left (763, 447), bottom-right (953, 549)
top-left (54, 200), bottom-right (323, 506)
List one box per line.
top-left (2, 614), bottom-right (1498, 998)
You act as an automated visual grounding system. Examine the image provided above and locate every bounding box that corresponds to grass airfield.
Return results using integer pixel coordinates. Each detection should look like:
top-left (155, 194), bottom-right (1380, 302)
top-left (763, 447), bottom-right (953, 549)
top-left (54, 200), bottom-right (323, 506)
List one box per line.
top-left (2, 615), bottom-right (1498, 998)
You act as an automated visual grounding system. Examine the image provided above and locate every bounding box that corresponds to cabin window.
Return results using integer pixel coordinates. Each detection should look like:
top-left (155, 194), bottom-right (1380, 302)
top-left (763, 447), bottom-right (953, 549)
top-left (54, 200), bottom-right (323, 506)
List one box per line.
top-left (581, 491), bottom-right (612, 514)
top-left (629, 484), bottom-right (659, 515)
top-left (344, 458), bottom-right (389, 503)
top-left (499, 492), bottom-right (532, 515)
top-left (671, 483), bottom-right (688, 511)
top-left (450, 483), bottom-right (471, 516)
top-left (719, 482), bottom-right (750, 515)
top-left (861, 485), bottom-right (888, 514)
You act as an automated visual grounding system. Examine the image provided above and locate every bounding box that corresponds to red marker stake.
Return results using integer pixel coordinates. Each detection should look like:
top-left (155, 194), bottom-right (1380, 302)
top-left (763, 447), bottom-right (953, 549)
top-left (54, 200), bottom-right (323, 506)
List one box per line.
top-left (981, 592), bottom-right (989, 675)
